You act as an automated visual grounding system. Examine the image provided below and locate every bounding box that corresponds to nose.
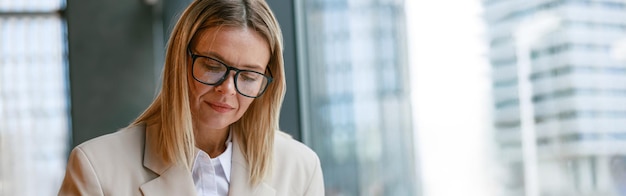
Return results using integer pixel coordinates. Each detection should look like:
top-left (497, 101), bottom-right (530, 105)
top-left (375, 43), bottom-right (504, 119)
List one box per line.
top-left (214, 71), bottom-right (237, 95)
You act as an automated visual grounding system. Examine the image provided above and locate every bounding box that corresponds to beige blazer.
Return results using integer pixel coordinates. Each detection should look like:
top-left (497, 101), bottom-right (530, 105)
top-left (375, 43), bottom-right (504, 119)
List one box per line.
top-left (58, 123), bottom-right (324, 196)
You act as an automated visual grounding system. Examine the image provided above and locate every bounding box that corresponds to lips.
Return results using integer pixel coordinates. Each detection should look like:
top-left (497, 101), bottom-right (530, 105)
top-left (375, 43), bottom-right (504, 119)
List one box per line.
top-left (207, 101), bottom-right (234, 113)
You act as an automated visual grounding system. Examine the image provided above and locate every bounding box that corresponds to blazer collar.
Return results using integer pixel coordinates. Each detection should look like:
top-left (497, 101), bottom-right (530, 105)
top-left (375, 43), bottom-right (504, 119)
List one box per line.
top-left (138, 122), bottom-right (275, 196)
top-left (140, 122), bottom-right (197, 196)
top-left (228, 132), bottom-right (276, 196)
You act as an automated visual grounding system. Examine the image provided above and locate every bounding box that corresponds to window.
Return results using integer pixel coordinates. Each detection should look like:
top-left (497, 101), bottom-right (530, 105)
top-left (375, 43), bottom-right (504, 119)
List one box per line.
top-left (296, 0), bottom-right (418, 195)
top-left (0, 1), bottom-right (69, 195)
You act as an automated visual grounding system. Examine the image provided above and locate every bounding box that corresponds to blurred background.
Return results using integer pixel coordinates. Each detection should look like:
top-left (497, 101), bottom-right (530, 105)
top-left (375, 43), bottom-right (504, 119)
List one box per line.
top-left (1, 0), bottom-right (626, 195)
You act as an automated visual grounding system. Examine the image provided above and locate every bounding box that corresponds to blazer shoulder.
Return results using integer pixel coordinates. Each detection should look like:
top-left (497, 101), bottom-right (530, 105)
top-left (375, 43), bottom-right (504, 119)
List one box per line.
top-left (274, 131), bottom-right (320, 164)
top-left (274, 131), bottom-right (320, 170)
top-left (61, 124), bottom-right (155, 195)
top-left (73, 124), bottom-right (146, 161)
top-left (270, 131), bottom-right (324, 195)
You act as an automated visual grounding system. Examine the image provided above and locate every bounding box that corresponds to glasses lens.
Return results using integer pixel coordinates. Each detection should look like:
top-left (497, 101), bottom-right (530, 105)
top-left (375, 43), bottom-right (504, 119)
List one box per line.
top-left (192, 56), bottom-right (270, 97)
top-left (193, 57), bottom-right (227, 84)
top-left (236, 71), bottom-right (269, 97)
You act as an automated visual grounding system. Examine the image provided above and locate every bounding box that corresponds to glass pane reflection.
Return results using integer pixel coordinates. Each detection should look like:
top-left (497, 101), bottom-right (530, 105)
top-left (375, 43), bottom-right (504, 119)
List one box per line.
top-left (0, 13), bottom-right (69, 196)
top-left (298, 0), bottom-right (418, 195)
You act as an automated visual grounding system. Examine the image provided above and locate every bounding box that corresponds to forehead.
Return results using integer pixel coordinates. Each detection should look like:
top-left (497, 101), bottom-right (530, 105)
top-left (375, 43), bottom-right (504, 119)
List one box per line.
top-left (190, 26), bottom-right (270, 69)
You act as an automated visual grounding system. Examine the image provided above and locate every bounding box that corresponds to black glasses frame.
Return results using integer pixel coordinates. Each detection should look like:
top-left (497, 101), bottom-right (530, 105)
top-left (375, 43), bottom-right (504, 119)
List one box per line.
top-left (188, 48), bottom-right (273, 98)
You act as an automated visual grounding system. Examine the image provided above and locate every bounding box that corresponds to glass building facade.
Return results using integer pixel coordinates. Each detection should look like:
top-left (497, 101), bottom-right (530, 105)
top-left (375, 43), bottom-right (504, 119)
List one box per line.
top-left (298, 0), bottom-right (418, 195)
top-left (483, 0), bottom-right (626, 195)
top-left (0, 1), bottom-right (69, 195)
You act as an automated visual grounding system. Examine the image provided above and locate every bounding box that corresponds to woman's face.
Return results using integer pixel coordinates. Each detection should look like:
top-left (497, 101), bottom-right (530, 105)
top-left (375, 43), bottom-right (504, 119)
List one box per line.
top-left (188, 26), bottom-right (270, 132)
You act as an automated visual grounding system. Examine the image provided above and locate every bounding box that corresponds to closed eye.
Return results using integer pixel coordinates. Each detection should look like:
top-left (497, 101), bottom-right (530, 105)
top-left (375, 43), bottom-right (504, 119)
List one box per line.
top-left (240, 72), bottom-right (261, 82)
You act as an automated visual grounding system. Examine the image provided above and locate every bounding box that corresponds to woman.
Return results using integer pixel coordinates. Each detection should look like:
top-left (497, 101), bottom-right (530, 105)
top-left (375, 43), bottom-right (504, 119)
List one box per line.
top-left (58, 0), bottom-right (324, 195)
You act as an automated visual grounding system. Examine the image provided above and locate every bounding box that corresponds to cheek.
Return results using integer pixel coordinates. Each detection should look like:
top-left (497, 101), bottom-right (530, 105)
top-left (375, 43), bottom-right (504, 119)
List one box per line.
top-left (197, 78), bottom-right (216, 92)
top-left (237, 97), bottom-right (255, 114)
top-left (187, 64), bottom-right (208, 99)
top-left (189, 82), bottom-right (213, 103)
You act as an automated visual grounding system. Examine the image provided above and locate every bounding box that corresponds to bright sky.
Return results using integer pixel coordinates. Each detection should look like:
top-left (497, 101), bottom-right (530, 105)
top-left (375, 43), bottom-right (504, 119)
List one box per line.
top-left (406, 1), bottom-right (497, 195)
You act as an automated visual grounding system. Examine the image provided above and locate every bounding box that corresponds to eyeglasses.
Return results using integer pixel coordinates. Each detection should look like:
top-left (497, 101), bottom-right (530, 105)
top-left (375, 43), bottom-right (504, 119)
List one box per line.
top-left (188, 49), bottom-right (273, 98)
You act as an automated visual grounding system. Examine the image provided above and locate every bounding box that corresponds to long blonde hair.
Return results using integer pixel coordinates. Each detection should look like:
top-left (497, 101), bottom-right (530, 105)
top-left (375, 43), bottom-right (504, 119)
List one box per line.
top-left (131, 0), bottom-right (285, 185)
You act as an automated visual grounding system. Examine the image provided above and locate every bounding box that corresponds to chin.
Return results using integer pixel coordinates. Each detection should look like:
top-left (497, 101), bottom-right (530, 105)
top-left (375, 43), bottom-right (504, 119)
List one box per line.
top-left (201, 119), bottom-right (231, 130)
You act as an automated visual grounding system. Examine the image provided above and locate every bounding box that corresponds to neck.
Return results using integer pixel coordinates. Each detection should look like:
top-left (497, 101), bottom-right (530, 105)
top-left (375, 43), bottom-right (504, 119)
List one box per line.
top-left (194, 126), bottom-right (230, 158)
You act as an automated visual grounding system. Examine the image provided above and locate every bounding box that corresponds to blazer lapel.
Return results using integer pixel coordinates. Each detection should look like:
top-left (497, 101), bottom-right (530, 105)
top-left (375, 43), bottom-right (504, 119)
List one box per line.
top-left (139, 123), bottom-right (197, 196)
top-left (229, 133), bottom-right (276, 196)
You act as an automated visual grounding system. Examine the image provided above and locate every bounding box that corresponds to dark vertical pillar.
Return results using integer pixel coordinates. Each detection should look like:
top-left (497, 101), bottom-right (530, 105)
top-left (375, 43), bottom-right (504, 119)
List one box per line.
top-left (162, 0), bottom-right (193, 40)
top-left (66, 0), bottom-right (157, 147)
top-left (265, 0), bottom-right (302, 140)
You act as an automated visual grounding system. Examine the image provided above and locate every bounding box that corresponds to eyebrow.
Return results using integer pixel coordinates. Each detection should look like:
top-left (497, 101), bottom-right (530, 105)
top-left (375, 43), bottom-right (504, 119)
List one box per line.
top-left (199, 51), bottom-right (265, 71)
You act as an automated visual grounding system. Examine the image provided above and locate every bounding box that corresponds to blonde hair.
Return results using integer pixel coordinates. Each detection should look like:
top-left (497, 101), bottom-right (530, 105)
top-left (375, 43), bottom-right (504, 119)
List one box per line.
top-left (131, 0), bottom-right (285, 185)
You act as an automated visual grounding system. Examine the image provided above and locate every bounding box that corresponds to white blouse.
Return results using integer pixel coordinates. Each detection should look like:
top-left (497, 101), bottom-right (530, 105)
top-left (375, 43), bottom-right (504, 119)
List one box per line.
top-left (191, 134), bottom-right (232, 196)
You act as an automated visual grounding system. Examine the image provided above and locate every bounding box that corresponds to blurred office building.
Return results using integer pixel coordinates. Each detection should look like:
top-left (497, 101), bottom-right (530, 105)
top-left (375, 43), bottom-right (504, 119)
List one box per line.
top-left (298, 0), bottom-right (418, 195)
top-left (483, 0), bottom-right (626, 195)
top-left (0, 1), bottom-right (70, 196)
